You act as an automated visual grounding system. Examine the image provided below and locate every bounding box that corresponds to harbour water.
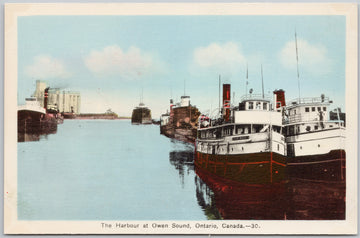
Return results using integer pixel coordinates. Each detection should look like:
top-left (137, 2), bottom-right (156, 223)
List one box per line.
top-left (18, 120), bottom-right (345, 220)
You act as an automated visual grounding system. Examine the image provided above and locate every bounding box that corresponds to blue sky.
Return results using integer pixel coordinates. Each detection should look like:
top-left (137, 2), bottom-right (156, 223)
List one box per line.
top-left (18, 15), bottom-right (345, 117)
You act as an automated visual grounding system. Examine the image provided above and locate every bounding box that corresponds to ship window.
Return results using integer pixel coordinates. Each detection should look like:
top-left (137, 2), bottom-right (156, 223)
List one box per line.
top-left (248, 102), bottom-right (254, 110)
top-left (263, 103), bottom-right (267, 110)
top-left (314, 125), bottom-right (318, 130)
top-left (305, 107), bottom-right (309, 112)
top-left (323, 107), bottom-right (327, 111)
top-left (300, 146), bottom-right (302, 149)
top-left (318, 144), bottom-right (320, 147)
top-left (294, 110), bottom-right (296, 115)
top-left (312, 107), bottom-right (315, 111)
top-left (256, 102), bottom-right (261, 109)
top-left (277, 144), bottom-right (279, 151)
top-left (317, 107), bottom-right (321, 111)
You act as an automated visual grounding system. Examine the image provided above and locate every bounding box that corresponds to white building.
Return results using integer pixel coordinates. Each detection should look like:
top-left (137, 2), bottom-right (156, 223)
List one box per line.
top-left (32, 80), bottom-right (81, 114)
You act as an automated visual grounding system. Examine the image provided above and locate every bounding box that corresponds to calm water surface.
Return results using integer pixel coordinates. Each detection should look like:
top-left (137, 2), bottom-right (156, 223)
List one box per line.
top-left (18, 120), bottom-right (345, 220)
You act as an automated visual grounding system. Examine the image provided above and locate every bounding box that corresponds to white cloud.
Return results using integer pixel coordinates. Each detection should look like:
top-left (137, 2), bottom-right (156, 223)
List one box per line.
top-left (25, 55), bottom-right (70, 79)
top-left (279, 39), bottom-right (332, 75)
top-left (84, 45), bottom-right (165, 80)
top-left (192, 42), bottom-right (247, 75)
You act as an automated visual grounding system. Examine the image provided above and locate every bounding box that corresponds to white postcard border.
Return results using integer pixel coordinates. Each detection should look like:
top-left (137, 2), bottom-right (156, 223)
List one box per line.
top-left (4, 2), bottom-right (358, 234)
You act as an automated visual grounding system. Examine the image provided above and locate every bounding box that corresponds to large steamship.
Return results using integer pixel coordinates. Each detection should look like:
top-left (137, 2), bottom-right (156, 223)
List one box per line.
top-left (18, 87), bottom-right (59, 141)
top-left (195, 84), bottom-right (287, 185)
top-left (283, 94), bottom-right (346, 181)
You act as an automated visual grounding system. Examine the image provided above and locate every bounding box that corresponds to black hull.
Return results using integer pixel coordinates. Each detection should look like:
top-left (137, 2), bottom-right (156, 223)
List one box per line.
top-left (18, 110), bottom-right (58, 142)
top-left (131, 108), bottom-right (152, 124)
top-left (287, 150), bottom-right (346, 182)
top-left (195, 151), bottom-right (286, 185)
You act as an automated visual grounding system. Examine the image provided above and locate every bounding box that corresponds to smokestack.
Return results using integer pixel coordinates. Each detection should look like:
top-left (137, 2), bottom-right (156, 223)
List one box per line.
top-left (223, 84), bottom-right (231, 122)
top-left (273, 89), bottom-right (286, 108)
top-left (44, 87), bottom-right (50, 111)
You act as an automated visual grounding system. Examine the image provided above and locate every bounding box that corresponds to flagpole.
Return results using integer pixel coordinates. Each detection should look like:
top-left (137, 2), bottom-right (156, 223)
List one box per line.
top-left (245, 63), bottom-right (248, 97)
top-left (295, 30), bottom-right (301, 102)
top-left (261, 64), bottom-right (264, 99)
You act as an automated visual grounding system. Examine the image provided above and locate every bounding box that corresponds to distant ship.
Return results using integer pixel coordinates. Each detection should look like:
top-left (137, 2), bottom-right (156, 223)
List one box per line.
top-left (131, 102), bottom-right (152, 125)
top-left (160, 96), bottom-right (200, 143)
top-left (195, 84), bottom-right (286, 185)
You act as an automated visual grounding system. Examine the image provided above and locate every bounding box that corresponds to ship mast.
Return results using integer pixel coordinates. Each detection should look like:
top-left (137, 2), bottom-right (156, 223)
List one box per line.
top-left (218, 75), bottom-right (221, 114)
top-left (184, 78), bottom-right (186, 96)
top-left (295, 30), bottom-right (301, 102)
top-left (261, 64), bottom-right (264, 99)
top-left (245, 64), bottom-right (248, 96)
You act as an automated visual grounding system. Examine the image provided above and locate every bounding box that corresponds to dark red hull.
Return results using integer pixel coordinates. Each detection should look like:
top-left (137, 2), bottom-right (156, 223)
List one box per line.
top-left (287, 150), bottom-right (346, 182)
top-left (195, 151), bottom-right (286, 185)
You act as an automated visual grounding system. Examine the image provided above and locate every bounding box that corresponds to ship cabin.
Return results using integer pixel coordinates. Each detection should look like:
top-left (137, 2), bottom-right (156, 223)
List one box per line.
top-left (284, 95), bottom-right (345, 137)
top-left (160, 112), bottom-right (170, 126)
top-left (198, 94), bottom-right (283, 141)
top-left (18, 97), bottom-right (46, 114)
top-left (137, 102), bottom-right (147, 108)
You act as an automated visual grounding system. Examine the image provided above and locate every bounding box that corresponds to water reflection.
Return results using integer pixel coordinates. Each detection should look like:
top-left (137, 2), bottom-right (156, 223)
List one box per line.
top-left (168, 139), bottom-right (195, 187)
top-left (168, 141), bottom-right (345, 220)
top-left (195, 167), bottom-right (287, 220)
top-left (18, 129), bottom-right (57, 142)
top-left (286, 178), bottom-right (345, 220)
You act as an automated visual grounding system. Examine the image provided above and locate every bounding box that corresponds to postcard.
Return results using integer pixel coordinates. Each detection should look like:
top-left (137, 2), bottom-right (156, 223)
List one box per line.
top-left (4, 2), bottom-right (358, 235)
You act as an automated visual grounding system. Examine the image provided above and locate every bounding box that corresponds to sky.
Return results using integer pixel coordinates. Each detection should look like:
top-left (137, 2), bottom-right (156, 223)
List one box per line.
top-left (17, 15), bottom-right (345, 118)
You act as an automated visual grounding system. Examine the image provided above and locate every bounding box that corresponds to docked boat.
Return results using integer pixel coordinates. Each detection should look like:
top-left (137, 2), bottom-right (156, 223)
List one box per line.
top-left (283, 94), bottom-right (346, 181)
top-left (18, 97), bottom-right (57, 141)
top-left (195, 84), bottom-right (287, 185)
top-left (131, 102), bottom-right (152, 125)
top-left (160, 96), bottom-right (200, 143)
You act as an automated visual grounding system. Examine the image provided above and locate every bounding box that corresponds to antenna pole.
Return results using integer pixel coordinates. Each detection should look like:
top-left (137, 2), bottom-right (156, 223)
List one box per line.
top-left (295, 30), bottom-right (301, 101)
top-left (219, 75), bottom-right (221, 114)
top-left (261, 64), bottom-right (264, 99)
top-left (184, 79), bottom-right (186, 96)
top-left (246, 64), bottom-right (248, 96)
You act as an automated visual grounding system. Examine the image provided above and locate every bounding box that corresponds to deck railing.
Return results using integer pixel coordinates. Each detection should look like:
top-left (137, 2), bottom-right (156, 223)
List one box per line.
top-left (240, 94), bottom-right (272, 102)
top-left (287, 96), bottom-right (330, 105)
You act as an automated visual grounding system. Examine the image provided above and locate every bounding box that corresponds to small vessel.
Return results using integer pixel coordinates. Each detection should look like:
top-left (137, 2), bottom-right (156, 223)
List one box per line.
top-left (131, 102), bottom-right (152, 124)
top-left (195, 84), bottom-right (287, 185)
top-left (61, 112), bottom-right (76, 119)
top-left (283, 94), bottom-right (346, 181)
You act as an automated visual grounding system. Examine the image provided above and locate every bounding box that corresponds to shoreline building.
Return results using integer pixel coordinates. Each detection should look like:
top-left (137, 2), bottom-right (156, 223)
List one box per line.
top-left (32, 80), bottom-right (81, 114)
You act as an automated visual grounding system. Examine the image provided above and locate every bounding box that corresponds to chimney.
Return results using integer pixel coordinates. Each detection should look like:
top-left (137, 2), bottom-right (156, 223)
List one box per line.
top-left (223, 84), bottom-right (231, 122)
top-left (273, 89), bottom-right (286, 108)
top-left (44, 87), bottom-right (50, 111)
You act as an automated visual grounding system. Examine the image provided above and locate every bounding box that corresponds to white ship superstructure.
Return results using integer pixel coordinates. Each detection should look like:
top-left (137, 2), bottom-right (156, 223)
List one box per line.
top-left (195, 84), bottom-right (286, 184)
top-left (283, 95), bottom-right (346, 181)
